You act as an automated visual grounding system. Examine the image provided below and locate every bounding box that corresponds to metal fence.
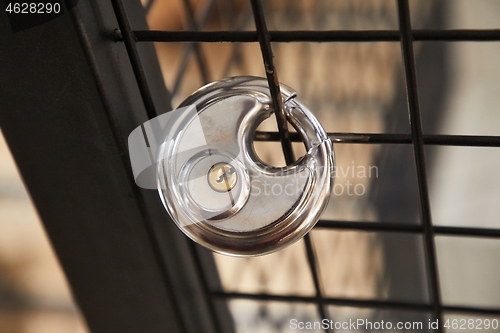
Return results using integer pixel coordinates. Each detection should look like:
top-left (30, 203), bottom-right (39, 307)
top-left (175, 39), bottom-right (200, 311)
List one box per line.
top-left (111, 0), bottom-right (500, 332)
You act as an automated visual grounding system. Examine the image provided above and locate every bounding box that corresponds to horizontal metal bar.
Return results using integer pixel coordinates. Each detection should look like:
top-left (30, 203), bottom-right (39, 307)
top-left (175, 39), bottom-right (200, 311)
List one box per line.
top-left (114, 29), bottom-right (500, 43)
top-left (213, 292), bottom-right (500, 315)
top-left (444, 305), bottom-right (500, 316)
top-left (118, 30), bottom-right (399, 42)
top-left (434, 226), bottom-right (500, 238)
top-left (315, 220), bottom-right (500, 239)
top-left (416, 29), bottom-right (500, 41)
top-left (254, 132), bottom-right (500, 147)
top-left (315, 220), bottom-right (423, 233)
top-left (213, 292), bottom-right (431, 312)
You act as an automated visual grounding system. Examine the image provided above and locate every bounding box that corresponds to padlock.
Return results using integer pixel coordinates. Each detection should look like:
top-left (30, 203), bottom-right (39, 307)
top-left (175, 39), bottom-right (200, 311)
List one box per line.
top-left (156, 76), bottom-right (334, 257)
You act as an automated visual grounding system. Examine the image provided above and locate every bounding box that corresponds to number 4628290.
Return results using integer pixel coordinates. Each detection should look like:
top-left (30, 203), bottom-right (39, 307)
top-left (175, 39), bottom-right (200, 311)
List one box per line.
top-left (5, 2), bottom-right (61, 14)
top-left (443, 318), bottom-right (498, 330)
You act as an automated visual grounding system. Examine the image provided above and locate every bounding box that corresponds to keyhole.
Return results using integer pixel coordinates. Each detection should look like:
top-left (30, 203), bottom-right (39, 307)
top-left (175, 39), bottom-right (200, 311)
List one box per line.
top-left (207, 163), bottom-right (238, 192)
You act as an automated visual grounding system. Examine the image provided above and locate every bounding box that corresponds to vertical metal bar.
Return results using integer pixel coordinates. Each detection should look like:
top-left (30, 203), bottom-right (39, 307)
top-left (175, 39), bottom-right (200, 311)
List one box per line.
top-left (249, 1), bottom-right (329, 330)
top-left (397, 0), bottom-right (443, 331)
top-left (111, 0), bottom-right (159, 119)
top-left (304, 235), bottom-right (332, 333)
top-left (112, 1), bottom-right (232, 332)
top-left (250, 0), bottom-right (295, 165)
top-left (110, 1), bottom-right (193, 332)
top-left (249, 2), bottom-right (331, 330)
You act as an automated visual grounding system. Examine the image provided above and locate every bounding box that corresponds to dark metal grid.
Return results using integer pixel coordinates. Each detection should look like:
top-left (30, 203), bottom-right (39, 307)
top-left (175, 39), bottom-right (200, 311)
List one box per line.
top-left (249, 1), bottom-right (332, 330)
top-left (255, 132), bottom-right (500, 147)
top-left (212, 292), bottom-right (500, 316)
top-left (110, 2), bottom-right (225, 332)
top-left (116, 29), bottom-right (500, 42)
top-left (111, 0), bottom-right (500, 330)
top-left (397, 1), bottom-right (441, 328)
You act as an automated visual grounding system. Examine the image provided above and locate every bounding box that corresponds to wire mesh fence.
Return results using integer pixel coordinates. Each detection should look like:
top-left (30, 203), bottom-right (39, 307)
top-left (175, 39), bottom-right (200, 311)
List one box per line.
top-left (111, 0), bottom-right (500, 332)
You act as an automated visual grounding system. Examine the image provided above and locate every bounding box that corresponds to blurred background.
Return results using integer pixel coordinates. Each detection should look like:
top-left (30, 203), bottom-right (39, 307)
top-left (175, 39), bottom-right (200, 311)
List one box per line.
top-left (1, 0), bottom-right (500, 332)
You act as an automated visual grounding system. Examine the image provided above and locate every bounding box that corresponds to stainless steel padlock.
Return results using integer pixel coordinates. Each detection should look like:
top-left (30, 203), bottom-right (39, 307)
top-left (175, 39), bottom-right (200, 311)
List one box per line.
top-left (156, 76), bottom-right (334, 256)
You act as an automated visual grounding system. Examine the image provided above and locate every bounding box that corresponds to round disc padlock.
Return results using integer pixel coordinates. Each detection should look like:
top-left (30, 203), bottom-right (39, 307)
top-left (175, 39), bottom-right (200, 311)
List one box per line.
top-left (157, 76), bottom-right (334, 257)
